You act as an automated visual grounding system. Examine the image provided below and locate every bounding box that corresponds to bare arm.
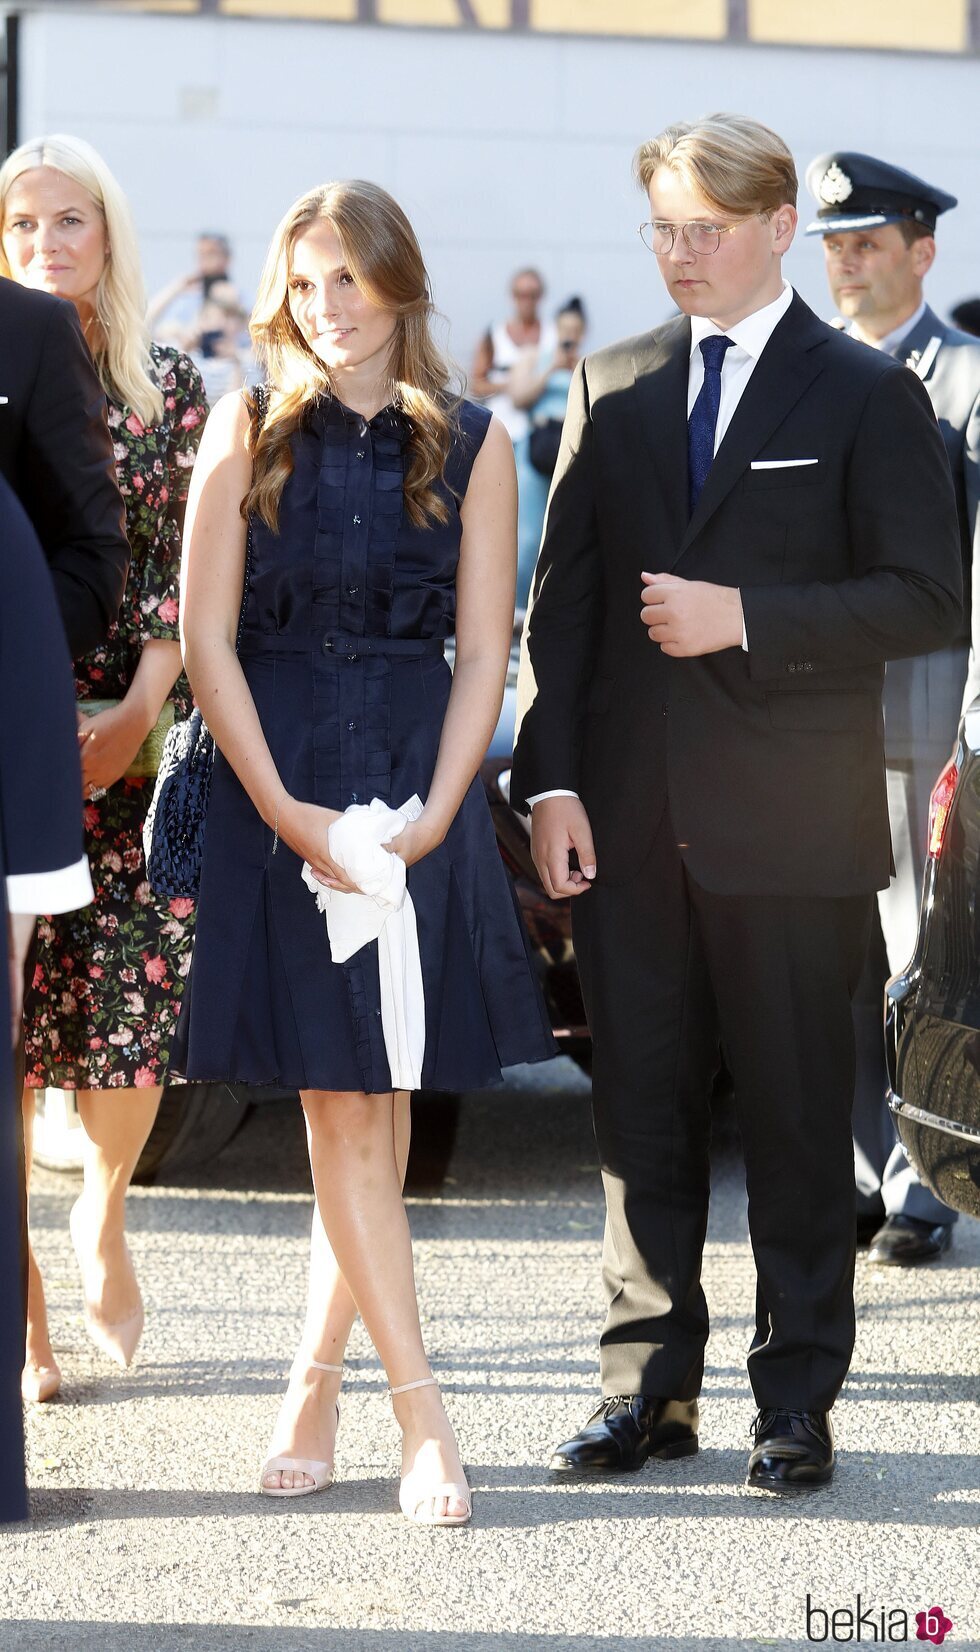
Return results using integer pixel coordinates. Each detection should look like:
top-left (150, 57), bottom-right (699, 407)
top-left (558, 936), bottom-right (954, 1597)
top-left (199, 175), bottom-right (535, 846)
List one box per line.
top-left (469, 331), bottom-right (499, 402)
top-left (179, 393), bottom-right (352, 887)
top-left (79, 638), bottom-right (184, 795)
top-left (510, 346), bottom-right (555, 411)
top-left (146, 273), bottom-right (197, 333)
top-left (82, 354), bottom-right (208, 793)
top-left (395, 417), bottom-right (518, 867)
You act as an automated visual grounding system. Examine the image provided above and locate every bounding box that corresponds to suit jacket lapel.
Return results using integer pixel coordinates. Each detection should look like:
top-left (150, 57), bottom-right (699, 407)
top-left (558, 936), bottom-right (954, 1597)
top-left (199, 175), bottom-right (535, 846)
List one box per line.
top-left (676, 294), bottom-right (829, 562)
top-left (630, 316), bottom-right (691, 558)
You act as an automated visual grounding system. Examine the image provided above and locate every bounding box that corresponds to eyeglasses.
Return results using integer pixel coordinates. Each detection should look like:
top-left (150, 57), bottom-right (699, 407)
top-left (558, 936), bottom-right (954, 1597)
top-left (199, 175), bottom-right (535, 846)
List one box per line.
top-left (638, 218), bottom-right (754, 256)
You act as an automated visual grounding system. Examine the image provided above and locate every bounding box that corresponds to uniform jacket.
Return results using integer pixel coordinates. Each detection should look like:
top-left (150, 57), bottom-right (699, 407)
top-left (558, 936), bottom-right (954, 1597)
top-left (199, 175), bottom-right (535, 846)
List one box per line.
top-left (0, 279), bottom-right (129, 659)
top-left (897, 304), bottom-right (980, 649)
top-left (512, 293), bottom-right (962, 896)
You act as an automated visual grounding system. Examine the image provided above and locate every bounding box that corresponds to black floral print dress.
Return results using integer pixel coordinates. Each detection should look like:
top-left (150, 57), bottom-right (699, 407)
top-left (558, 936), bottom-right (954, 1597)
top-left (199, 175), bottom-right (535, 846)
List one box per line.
top-left (24, 344), bottom-right (207, 1091)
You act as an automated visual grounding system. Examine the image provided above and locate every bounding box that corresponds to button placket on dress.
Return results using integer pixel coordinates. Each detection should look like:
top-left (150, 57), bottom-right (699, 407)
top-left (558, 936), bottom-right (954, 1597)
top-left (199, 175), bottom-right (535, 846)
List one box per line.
top-left (338, 415), bottom-right (372, 809)
top-left (312, 404), bottom-right (401, 1092)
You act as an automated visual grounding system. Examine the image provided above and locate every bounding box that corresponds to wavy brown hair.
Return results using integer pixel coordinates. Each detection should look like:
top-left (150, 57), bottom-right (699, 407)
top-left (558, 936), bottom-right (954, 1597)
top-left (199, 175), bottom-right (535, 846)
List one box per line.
top-left (245, 180), bottom-right (459, 532)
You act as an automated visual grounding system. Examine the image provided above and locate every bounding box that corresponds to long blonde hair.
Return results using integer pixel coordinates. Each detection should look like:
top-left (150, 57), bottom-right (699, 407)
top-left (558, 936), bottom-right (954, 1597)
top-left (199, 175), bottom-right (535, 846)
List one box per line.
top-left (0, 133), bottom-right (164, 426)
top-left (247, 180), bottom-right (458, 533)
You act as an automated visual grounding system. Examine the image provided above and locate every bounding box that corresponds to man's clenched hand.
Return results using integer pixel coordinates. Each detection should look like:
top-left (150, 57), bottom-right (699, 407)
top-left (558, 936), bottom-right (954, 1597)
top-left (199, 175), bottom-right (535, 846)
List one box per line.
top-left (530, 796), bottom-right (597, 901)
top-left (641, 572), bottom-right (744, 657)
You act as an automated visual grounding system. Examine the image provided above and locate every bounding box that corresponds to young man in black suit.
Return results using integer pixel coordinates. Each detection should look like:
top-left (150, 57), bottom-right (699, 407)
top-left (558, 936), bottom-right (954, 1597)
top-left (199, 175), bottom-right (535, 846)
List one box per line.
top-left (512, 114), bottom-right (962, 1493)
top-left (0, 277), bottom-right (128, 657)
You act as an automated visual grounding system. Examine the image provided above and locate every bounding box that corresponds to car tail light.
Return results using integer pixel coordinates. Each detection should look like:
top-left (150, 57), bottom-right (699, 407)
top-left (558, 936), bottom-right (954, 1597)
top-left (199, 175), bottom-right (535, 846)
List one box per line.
top-left (927, 759), bottom-right (958, 858)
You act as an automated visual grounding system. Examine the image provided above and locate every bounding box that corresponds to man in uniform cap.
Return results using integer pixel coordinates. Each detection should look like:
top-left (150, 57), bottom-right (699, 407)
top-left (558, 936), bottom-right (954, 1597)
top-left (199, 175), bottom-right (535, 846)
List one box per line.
top-left (807, 151), bottom-right (980, 1266)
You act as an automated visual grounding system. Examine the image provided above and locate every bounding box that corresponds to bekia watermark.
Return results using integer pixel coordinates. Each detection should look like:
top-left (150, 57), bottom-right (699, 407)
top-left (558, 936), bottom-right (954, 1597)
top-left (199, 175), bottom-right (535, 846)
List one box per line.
top-left (806, 1595), bottom-right (954, 1643)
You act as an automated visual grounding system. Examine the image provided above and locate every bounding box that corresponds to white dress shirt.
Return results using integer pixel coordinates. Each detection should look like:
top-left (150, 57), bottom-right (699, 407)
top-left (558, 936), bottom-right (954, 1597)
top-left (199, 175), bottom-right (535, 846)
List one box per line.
top-left (527, 282), bottom-right (795, 809)
top-left (688, 279), bottom-right (794, 436)
top-left (6, 855), bottom-right (93, 916)
top-left (849, 298), bottom-right (926, 359)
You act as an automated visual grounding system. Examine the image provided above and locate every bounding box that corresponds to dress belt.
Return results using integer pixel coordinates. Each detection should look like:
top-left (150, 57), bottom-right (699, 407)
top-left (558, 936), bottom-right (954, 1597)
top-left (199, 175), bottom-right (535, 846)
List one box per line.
top-left (238, 630), bottom-right (446, 660)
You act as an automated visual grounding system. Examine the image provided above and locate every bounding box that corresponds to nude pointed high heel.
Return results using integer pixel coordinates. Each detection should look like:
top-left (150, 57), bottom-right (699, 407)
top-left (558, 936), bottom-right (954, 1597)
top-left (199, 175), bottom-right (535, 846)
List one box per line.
top-left (259, 1358), bottom-right (343, 1499)
top-left (69, 1198), bottom-right (144, 1369)
top-left (391, 1376), bottom-right (472, 1527)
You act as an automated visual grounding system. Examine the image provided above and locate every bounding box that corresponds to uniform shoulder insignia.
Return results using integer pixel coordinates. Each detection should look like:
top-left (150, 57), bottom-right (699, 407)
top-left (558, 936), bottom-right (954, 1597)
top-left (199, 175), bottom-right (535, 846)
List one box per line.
top-left (820, 162), bottom-right (853, 205)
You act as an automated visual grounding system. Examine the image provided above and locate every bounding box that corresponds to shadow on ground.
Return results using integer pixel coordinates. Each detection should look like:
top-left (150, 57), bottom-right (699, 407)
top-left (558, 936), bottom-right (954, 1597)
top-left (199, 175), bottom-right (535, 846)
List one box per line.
top-left (0, 1631), bottom-right (762, 1652)
top-left (25, 1440), bottom-right (980, 1531)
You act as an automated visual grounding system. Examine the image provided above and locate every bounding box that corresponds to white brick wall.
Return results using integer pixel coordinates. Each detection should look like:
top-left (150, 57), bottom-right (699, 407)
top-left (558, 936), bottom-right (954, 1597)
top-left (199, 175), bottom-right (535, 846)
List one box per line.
top-left (12, 8), bottom-right (980, 367)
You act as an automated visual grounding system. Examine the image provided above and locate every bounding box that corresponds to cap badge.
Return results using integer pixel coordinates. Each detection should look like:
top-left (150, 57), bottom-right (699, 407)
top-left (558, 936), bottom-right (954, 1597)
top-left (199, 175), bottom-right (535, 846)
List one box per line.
top-left (819, 162), bottom-right (853, 205)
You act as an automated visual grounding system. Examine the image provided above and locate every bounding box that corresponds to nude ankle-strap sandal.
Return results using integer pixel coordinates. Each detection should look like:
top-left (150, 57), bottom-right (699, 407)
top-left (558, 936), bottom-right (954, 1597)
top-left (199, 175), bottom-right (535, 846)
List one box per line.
top-left (390, 1376), bottom-right (472, 1527)
top-left (259, 1358), bottom-right (343, 1498)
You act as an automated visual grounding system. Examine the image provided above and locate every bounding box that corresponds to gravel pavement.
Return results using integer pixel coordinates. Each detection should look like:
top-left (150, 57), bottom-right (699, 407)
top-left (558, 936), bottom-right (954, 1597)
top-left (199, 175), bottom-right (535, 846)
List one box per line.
top-left (2, 1057), bottom-right (978, 1651)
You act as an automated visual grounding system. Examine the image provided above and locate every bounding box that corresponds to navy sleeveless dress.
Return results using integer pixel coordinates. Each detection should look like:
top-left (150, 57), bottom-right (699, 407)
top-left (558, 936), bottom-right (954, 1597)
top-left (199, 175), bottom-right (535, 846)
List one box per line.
top-left (172, 394), bottom-right (555, 1093)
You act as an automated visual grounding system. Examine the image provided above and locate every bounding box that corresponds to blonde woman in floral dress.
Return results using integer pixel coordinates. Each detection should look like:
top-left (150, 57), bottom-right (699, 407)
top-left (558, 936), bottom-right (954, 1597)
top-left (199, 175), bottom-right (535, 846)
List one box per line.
top-left (0, 135), bottom-right (207, 1401)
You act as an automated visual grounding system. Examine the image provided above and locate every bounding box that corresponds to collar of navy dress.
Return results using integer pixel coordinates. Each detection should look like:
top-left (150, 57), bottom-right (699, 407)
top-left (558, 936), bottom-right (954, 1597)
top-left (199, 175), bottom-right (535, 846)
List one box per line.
top-left (688, 335), bottom-right (734, 516)
top-left (312, 392), bottom-right (414, 447)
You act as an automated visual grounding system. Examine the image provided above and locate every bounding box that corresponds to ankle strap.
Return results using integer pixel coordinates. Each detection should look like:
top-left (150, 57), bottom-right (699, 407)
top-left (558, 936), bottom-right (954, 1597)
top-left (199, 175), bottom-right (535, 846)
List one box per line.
top-left (390, 1376), bottom-right (438, 1396)
top-left (292, 1357), bottom-right (343, 1375)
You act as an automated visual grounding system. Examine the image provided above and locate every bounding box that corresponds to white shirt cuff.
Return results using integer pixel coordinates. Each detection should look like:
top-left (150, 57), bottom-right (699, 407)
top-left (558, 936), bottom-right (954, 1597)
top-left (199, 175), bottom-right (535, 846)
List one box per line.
top-left (6, 854), bottom-right (93, 916)
top-left (739, 590), bottom-right (748, 652)
top-left (527, 789), bottom-right (580, 807)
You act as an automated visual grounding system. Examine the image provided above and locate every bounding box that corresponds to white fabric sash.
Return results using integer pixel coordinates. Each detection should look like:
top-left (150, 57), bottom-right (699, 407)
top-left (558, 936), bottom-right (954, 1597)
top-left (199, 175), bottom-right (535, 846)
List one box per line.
top-left (301, 795), bottom-right (425, 1091)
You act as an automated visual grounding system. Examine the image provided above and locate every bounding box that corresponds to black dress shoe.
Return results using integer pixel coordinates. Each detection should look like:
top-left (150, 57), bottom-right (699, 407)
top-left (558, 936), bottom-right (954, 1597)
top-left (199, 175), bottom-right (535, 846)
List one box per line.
top-left (868, 1214), bottom-right (953, 1266)
top-left (746, 1409), bottom-right (834, 1494)
top-left (856, 1210), bottom-right (886, 1247)
top-left (550, 1395), bottom-right (699, 1475)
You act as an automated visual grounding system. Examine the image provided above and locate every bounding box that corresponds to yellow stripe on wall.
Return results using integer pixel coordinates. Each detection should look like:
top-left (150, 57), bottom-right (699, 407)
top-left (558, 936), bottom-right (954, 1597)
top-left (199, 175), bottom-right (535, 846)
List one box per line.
top-left (531, 0), bottom-right (727, 37)
top-left (220, 0), bottom-right (356, 17)
top-left (750, 0), bottom-right (967, 52)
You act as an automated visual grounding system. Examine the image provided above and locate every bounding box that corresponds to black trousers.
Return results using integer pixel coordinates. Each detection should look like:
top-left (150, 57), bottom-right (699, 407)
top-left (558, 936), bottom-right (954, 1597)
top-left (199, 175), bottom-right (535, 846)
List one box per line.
top-left (1, 931), bottom-right (31, 1523)
top-left (572, 811), bottom-right (872, 1413)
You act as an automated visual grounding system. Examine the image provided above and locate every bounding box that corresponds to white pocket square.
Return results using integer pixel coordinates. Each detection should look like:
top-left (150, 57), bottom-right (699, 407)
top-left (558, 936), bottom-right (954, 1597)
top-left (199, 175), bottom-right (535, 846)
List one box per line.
top-left (750, 458), bottom-right (818, 469)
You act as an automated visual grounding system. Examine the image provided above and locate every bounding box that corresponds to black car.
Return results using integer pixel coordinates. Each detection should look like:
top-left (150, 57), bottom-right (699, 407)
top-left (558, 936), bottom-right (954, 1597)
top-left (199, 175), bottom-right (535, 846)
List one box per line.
top-left (885, 709), bottom-right (980, 1219)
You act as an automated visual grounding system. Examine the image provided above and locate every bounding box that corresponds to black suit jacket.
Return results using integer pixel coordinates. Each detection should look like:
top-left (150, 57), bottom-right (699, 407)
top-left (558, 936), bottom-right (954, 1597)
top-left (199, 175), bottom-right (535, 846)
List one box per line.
top-left (512, 294), bottom-right (962, 897)
top-left (0, 475), bottom-right (86, 1523)
top-left (0, 279), bottom-right (129, 659)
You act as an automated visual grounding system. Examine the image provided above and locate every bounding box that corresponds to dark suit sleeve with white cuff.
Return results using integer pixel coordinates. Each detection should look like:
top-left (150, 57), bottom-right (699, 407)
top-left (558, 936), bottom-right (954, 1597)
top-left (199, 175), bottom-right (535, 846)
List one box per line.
top-left (0, 475), bottom-right (91, 1523)
top-left (513, 292), bottom-right (961, 1414)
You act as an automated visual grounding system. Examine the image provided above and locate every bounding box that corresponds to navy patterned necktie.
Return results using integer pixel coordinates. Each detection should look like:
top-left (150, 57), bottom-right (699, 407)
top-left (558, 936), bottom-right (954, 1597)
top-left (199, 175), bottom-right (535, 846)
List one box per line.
top-left (688, 334), bottom-right (734, 515)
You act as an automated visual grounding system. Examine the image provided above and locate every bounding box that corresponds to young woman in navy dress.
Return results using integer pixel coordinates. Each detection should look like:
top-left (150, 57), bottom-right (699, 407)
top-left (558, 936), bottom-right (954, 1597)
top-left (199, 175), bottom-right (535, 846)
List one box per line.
top-left (175, 181), bottom-right (554, 1526)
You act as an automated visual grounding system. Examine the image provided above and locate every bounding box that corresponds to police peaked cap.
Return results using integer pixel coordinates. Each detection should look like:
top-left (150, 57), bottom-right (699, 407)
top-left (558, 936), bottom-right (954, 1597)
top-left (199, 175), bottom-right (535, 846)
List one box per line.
top-left (804, 151), bottom-right (957, 235)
